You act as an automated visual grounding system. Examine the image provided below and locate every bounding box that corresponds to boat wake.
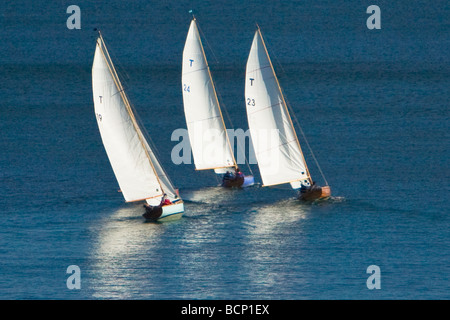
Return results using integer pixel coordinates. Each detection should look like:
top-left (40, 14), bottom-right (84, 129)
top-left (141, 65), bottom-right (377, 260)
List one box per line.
top-left (329, 196), bottom-right (346, 202)
top-left (304, 196), bottom-right (346, 205)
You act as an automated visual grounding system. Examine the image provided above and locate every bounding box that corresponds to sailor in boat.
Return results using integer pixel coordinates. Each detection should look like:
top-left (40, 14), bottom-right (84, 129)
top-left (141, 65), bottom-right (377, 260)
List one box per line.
top-left (223, 170), bottom-right (234, 181)
top-left (143, 194), bottom-right (172, 220)
top-left (235, 167), bottom-right (244, 178)
top-left (298, 180), bottom-right (325, 201)
top-left (143, 194), bottom-right (172, 210)
top-left (222, 167), bottom-right (245, 188)
top-left (300, 180), bottom-right (312, 194)
top-left (160, 193), bottom-right (172, 206)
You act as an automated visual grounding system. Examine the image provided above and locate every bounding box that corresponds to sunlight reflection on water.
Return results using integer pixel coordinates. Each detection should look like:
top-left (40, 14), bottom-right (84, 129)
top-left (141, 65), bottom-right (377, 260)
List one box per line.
top-left (90, 204), bottom-right (166, 299)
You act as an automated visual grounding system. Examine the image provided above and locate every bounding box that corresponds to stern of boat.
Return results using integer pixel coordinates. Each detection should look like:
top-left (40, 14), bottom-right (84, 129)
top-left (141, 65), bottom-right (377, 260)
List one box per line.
top-left (158, 201), bottom-right (184, 222)
top-left (299, 185), bottom-right (331, 201)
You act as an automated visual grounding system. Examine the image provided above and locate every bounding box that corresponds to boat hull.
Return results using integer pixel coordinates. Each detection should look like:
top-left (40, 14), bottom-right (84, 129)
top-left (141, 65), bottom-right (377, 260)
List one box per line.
top-left (143, 201), bottom-right (184, 222)
top-left (222, 175), bottom-right (254, 188)
top-left (298, 185), bottom-right (331, 201)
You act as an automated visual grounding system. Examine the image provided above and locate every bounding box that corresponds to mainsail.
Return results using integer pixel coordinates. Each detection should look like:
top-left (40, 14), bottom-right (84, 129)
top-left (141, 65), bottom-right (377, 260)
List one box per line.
top-left (245, 28), bottom-right (310, 188)
top-left (182, 18), bottom-right (236, 173)
top-left (92, 34), bottom-right (178, 203)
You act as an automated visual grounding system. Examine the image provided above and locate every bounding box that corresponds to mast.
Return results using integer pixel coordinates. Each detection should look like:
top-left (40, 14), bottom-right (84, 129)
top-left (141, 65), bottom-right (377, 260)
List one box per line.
top-left (182, 19), bottom-right (237, 172)
top-left (256, 28), bottom-right (312, 183)
top-left (193, 18), bottom-right (238, 170)
top-left (96, 32), bottom-right (165, 198)
top-left (245, 28), bottom-right (311, 187)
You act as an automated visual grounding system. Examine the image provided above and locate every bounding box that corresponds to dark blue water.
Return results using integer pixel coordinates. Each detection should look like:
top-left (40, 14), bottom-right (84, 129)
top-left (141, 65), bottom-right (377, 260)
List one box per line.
top-left (0, 1), bottom-right (449, 299)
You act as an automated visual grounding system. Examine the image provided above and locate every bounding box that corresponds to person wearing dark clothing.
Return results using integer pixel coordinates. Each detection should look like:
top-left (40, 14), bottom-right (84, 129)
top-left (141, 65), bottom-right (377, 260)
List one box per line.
top-left (235, 167), bottom-right (244, 179)
top-left (223, 171), bottom-right (234, 180)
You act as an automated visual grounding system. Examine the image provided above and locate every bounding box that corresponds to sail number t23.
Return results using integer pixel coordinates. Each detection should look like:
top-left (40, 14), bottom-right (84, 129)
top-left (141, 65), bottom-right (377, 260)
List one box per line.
top-left (247, 77), bottom-right (255, 106)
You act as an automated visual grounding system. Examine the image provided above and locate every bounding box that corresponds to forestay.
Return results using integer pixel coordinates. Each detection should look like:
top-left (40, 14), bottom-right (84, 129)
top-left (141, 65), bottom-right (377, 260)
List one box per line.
top-left (182, 19), bottom-right (236, 172)
top-left (92, 36), bottom-right (177, 203)
top-left (245, 29), bottom-right (310, 187)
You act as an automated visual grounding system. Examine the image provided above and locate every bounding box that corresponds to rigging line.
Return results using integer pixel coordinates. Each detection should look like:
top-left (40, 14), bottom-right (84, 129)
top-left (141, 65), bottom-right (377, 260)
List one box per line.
top-left (98, 33), bottom-right (176, 192)
top-left (256, 28), bottom-right (328, 186)
top-left (261, 31), bottom-right (287, 80)
top-left (192, 19), bottom-right (238, 170)
top-left (196, 20), bottom-right (220, 64)
top-left (98, 34), bottom-right (169, 195)
top-left (103, 35), bottom-right (131, 82)
top-left (255, 138), bottom-right (298, 155)
top-left (95, 32), bottom-right (173, 193)
top-left (247, 102), bottom-right (283, 116)
top-left (99, 32), bottom-right (133, 102)
top-left (195, 18), bottom-right (253, 176)
top-left (257, 28), bottom-right (312, 180)
top-left (187, 114), bottom-right (221, 124)
top-left (285, 97), bottom-right (328, 186)
top-left (131, 101), bottom-right (178, 190)
top-left (215, 87), bottom-right (254, 176)
top-left (247, 65), bottom-right (272, 74)
top-left (257, 30), bottom-right (328, 186)
top-left (182, 66), bottom-right (209, 76)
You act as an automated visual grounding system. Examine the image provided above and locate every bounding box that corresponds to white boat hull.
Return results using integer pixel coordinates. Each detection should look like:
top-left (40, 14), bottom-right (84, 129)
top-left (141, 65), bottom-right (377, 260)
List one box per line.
top-left (158, 201), bottom-right (184, 222)
top-left (143, 200), bottom-right (184, 222)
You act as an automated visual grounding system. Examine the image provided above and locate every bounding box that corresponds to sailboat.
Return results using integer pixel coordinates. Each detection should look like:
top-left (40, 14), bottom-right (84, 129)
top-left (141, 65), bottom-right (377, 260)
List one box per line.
top-left (182, 18), bottom-right (254, 188)
top-left (245, 27), bottom-right (331, 201)
top-left (92, 32), bottom-right (184, 221)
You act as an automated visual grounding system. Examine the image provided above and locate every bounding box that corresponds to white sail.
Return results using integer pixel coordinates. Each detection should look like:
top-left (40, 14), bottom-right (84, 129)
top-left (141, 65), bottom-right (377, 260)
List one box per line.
top-left (143, 138), bottom-right (178, 201)
top-left (182, 19), bottom-right (235, 172)
top-left (92, 36), bottom-right (170, 203)
top-left (245, 29), bottom-right (310, 187)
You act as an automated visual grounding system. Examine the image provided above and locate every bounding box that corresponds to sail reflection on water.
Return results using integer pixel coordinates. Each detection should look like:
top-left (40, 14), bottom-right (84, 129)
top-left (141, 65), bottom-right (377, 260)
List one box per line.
top-left (246, 200), bottom-right (311, 235)
top-left (241, 200), bottom-right (311, 290)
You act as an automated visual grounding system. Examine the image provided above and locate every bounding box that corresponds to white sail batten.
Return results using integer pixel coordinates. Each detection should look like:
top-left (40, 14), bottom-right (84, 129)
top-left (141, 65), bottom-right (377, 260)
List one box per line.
top-left (182, 19), bottom-right (236, 171)
top-left (245, 29), bottom-right (309, 188)
top-left (92, 37), bottom-right (167, 202)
